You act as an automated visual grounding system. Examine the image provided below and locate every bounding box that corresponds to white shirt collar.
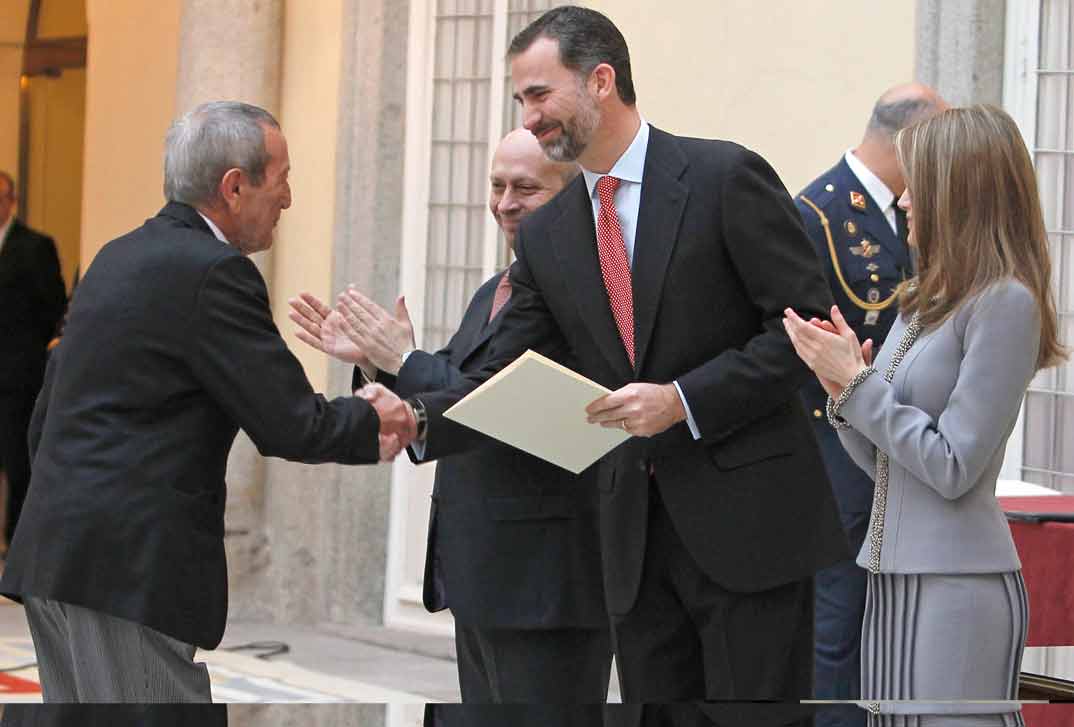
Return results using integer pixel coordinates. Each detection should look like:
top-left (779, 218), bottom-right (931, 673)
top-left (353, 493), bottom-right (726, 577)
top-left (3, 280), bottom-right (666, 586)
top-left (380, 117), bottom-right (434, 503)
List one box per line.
top-left (0, 216), bottom-right (12, 248)
top-left (844, 150), bottom-right (895, 213)
top-left (582, 120), bottom-right (650, 197)
top-left (196, 211), bottom-right (231, 245)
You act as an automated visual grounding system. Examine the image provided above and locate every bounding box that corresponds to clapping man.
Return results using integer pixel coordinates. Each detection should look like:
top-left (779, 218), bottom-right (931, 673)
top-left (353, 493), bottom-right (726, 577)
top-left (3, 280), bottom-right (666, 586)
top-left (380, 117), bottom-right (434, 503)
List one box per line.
top-left (292, 129), bottom-right (613, 718)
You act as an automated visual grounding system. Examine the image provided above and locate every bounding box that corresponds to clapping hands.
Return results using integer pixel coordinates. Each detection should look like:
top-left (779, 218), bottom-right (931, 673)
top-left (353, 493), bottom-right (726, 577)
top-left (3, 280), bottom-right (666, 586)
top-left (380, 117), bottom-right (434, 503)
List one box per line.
top-left (783, 305), bottom-right (874, 399)
top-left (289, 287), bottom-right (416, 378)
top-left (288, 293), bottom-right (370, 368)
top-left (333, 290), bottom-right (416, 377)
top-left (289, 288), bottom-right (421, 462)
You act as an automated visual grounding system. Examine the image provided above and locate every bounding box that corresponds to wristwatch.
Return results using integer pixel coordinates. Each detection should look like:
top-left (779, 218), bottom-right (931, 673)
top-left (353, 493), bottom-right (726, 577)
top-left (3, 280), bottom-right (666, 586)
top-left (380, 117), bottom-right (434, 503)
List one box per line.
top-left (406, 397), bottom-right (428, 440)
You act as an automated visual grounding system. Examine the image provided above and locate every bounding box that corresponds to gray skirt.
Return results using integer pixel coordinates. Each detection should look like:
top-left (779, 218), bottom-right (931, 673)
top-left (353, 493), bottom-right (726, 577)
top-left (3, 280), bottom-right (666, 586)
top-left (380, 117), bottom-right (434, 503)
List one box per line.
top-left (861, 571), bottom-right (1028, 726)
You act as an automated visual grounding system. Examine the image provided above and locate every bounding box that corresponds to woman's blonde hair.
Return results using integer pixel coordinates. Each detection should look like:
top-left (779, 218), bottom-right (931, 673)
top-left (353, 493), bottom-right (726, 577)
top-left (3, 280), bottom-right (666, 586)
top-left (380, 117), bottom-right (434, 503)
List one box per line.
top-left (894, 104), bottom-right (1066, 370)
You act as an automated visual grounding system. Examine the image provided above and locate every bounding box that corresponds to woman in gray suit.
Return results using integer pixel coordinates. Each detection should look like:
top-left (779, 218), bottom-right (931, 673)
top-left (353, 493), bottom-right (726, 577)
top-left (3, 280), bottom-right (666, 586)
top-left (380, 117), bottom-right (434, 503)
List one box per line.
top-left (784, 105), bottom-right (1067, 725)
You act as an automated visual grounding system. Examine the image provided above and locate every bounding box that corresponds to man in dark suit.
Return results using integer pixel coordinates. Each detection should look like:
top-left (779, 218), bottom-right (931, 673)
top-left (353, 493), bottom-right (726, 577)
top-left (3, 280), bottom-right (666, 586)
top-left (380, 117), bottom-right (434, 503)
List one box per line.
top-left (0, 171), bottom-right (66, 548)
top-left (0, 102), bottom-right (416, 703)
top-left (353, 6), bottom-right (847, 705)
top-left (291, 129), bottom-right (612, 711)
top-left (795, 83), bottom-right (945, 727)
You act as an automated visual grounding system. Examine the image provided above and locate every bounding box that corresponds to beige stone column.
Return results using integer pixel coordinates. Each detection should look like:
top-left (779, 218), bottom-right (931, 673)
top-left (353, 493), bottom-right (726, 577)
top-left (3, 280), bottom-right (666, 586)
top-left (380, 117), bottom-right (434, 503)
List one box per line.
top-left (174, 0), bottom-right (284, 597)
top-left (232, 0), bottom-right (412, 633)
top-left (321, 0), bottom-right (412, 627)
top-left (175, 0), bottom-right (283, 281)
top-left (915, 0), bottom-right (1006, 105)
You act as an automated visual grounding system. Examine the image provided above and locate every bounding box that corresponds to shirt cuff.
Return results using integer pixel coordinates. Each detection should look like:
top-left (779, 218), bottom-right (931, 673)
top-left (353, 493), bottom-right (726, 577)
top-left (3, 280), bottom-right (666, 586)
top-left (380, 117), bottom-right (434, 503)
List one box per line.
top-left (673, 380), bottom-right (701, 440)
top-left (357, 366), bottom-right (377, 387)
top-left (409, 440), bottom-right (427, 461)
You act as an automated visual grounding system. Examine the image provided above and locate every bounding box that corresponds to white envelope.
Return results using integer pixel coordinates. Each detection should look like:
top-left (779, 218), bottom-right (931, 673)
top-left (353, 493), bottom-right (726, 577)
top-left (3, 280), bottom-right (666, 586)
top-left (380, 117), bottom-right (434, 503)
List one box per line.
top-left (444, 349), bottom-right (630, 474)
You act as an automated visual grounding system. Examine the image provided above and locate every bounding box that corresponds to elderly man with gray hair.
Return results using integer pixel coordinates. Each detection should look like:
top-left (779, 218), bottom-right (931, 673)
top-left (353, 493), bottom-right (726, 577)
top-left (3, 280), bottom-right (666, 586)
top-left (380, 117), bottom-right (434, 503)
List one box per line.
top-left (0, 101), bottom-right (416, 703)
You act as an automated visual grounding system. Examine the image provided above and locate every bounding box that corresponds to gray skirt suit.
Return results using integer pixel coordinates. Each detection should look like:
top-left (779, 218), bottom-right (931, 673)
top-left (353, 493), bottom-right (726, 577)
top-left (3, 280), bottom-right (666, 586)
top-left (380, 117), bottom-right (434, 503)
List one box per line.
top-left (833, 279), bottom-right (1039, 725)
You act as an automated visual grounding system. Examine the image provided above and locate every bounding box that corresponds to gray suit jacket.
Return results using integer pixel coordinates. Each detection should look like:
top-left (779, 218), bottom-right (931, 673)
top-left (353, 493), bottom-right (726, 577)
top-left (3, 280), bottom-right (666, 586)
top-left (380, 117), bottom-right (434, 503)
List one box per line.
top-left (837, 278), bottom-right (1038, 574)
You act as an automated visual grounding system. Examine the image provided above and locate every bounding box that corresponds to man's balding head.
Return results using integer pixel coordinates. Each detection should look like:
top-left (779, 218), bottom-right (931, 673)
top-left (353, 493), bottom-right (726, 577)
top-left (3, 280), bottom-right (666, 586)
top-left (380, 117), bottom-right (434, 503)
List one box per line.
top-left (864, 83), bottom-right (948, 143)
top-left (490, 128), bottom-right (579, 249)
top-left (854, 83), bottom-right (948, 197)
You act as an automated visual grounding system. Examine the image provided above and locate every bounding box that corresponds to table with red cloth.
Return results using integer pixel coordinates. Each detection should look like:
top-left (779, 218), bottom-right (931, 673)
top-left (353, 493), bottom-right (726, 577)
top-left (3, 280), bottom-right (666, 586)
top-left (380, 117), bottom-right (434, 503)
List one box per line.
top-left (1021, 705), bottom-right (1074, 727)
top-left (1001, 496), bottom-right (1074, 727)
top-left (1000, 495), bottom-right (1074, 648)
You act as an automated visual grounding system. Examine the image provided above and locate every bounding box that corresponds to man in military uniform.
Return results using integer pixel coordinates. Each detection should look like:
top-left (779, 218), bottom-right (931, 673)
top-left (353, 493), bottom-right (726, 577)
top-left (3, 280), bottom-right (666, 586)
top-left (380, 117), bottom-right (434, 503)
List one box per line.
top-left (795, 83), bottom-right (946, 727)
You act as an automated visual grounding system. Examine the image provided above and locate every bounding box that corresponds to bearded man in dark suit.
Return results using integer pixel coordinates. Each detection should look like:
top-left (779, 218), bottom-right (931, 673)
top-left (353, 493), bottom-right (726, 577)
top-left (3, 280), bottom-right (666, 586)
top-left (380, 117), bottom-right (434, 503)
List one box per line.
top-left (361, 7), bottom-right (847, 709)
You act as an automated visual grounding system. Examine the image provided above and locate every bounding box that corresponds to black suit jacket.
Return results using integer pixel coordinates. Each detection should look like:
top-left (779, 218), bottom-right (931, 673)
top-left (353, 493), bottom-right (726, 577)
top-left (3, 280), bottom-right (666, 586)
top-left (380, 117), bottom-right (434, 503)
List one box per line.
top-left (0, 203), bottom-right (381, 649)
top-left (369, 272), bottom-right (606, 629)
top-left (0, 219), bottom-right (66, 391)
top-left (417, 127), bottom-right (848, 615)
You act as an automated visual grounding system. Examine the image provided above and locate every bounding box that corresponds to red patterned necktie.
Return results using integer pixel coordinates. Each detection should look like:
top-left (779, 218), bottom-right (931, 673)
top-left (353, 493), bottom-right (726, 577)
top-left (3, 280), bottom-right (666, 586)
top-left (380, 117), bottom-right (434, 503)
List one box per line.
top-left (595, 175), bottom-right (635, 366)
top-left (488, 269), bottom-right (512, 323)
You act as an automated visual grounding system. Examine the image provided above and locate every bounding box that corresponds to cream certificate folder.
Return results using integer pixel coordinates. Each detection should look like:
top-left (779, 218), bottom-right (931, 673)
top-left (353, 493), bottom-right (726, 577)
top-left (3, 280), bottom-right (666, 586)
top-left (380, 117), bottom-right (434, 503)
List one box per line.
top-left (443, 349), bottom-right (630, 474)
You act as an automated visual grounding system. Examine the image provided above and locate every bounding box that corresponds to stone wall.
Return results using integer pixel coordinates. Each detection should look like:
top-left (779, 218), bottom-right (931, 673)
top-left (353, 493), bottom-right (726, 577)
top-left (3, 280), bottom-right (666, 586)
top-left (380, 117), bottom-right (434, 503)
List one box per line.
top-left (915, 0), bottom-right (1007, 105)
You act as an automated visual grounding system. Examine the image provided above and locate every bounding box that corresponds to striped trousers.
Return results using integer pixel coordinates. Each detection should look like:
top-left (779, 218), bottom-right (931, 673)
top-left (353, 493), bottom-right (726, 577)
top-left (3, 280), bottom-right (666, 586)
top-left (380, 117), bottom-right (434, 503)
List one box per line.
top-left (23, 597), bottom-right (212, 703)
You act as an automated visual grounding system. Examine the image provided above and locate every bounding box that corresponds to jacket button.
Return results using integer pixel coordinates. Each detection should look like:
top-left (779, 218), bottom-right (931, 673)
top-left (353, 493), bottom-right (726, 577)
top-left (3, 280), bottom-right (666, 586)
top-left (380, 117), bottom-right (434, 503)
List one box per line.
top-left (813, 409), bottom-right (823, 419)
top-left (870, 273), bottom-right (880, 282)
top-left (638, 460), bottom-right (648, 472)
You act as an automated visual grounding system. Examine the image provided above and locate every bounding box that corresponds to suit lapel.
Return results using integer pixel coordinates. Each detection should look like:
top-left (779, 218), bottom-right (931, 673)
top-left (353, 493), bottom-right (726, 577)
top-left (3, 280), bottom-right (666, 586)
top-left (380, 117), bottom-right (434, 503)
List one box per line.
top-left (456, 281), bottom-right (501, 367)
top-left (631, 128), bottom-right (688, 375)
top-left (551, 179), bottom-right (635, 381)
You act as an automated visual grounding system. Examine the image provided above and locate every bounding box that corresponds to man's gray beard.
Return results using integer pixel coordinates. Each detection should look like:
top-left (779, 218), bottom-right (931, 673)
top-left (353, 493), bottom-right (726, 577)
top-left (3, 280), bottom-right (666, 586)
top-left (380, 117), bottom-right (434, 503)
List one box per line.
top-left (542, 130), bottom-right (587, 162)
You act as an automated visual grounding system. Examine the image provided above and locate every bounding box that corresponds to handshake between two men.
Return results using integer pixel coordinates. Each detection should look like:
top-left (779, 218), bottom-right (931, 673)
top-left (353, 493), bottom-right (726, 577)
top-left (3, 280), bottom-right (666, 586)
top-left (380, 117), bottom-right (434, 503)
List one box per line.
top-left (289, 284), bottom-right (691, 463)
